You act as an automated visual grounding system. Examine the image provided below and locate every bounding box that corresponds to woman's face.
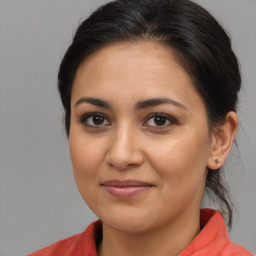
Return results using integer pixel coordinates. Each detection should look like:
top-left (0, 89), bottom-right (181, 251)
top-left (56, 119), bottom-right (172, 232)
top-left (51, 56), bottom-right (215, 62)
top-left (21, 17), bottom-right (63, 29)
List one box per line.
top-left (69, 41), bottom-right (215, 233)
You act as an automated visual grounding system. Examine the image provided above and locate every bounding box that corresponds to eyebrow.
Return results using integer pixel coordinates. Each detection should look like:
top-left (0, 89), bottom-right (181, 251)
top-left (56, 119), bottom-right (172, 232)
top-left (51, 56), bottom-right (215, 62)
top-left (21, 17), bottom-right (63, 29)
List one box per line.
top-left (135, 98), bottom-right (187, 110)
top-left (74, 97), bottom-right (112, 108)
top-left (74, 97), bottom-right (186, 110)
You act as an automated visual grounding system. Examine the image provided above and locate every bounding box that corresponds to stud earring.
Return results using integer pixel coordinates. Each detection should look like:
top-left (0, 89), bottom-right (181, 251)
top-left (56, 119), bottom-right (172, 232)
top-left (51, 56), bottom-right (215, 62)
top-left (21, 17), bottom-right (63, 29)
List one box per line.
top-left (215, 159), bottom-right (221, 167)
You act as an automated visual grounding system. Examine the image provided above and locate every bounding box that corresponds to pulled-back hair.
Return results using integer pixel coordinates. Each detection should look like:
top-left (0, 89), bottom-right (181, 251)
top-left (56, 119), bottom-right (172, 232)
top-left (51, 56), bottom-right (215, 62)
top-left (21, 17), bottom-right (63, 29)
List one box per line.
top-left (58, 0), bottom-right (241, 228)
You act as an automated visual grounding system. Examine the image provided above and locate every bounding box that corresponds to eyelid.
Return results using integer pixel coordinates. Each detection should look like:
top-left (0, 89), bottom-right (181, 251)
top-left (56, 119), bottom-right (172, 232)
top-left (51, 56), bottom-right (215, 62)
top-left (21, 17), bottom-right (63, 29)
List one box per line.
top-left (142, 113), bottom-right (178, 128)
top-left (80, 112), bottom-right (111, 127)
top-left (79, 112), bottom-right (178, 129)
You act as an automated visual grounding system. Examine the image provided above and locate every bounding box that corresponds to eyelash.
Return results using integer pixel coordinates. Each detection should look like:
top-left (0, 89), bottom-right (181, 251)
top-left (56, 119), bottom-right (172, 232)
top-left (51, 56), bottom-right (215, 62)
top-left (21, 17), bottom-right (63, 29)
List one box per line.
top-left (80, 112), bottom-right (178, 129)
top-left (143, 113), bottom-right (178, 128)
top-left (80, 112), bottom-right (110, 128)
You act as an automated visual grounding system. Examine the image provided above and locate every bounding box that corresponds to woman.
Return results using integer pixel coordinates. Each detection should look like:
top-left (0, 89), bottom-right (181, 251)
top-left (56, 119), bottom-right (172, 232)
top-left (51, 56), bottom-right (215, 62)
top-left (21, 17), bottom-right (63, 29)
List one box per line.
top-left (28, 0), bottom-right (253, 255)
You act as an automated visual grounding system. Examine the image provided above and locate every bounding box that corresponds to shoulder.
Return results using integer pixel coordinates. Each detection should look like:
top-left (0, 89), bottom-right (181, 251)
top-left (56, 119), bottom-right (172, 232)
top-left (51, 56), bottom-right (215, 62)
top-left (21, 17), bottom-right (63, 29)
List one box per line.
top-left (26, 220), bottom-right (102, 256)
top-left (221, 239), bottom-right (254, 256)
top-left (180, 209), bottom-right (254, 256)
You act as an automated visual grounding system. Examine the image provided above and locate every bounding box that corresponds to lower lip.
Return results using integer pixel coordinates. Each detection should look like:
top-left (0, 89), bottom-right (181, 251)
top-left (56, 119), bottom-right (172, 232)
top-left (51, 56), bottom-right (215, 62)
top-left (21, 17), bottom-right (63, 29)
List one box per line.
top-left (102, 185), bottom-right (152, 198)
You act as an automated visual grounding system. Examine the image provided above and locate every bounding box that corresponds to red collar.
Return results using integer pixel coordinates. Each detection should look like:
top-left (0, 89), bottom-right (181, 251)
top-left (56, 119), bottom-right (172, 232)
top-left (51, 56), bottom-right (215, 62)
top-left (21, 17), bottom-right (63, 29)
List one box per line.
top-left (72, 209), bottom-right (252, 256)
top-left (28, 208), bottom-right (252, 255)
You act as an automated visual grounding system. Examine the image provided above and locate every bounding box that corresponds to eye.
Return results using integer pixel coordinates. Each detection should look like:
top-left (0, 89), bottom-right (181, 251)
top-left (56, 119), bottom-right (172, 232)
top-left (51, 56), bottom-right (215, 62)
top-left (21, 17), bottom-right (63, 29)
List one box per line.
top-left (143, 113), bottom-right (177, 128)
top-left (81, 113), bottom-right (110, 127)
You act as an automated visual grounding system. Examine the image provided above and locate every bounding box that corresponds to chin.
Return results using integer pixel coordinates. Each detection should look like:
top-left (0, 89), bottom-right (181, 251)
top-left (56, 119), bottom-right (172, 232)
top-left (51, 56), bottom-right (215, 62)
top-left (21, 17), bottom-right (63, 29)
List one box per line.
top-left (95, 205), bottom-right (164, 234)
top-left (104, 216), bottom-right (153, 234)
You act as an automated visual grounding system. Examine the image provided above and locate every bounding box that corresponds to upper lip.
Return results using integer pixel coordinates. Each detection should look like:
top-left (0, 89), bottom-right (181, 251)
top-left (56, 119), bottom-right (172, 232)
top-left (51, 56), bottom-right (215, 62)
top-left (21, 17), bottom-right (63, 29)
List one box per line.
top-left (101, 179), bottom-right (153, 187)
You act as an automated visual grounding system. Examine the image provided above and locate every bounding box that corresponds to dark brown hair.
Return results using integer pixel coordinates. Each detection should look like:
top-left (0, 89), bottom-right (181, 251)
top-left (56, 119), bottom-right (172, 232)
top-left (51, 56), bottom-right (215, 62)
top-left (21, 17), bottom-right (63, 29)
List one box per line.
top-left (58, 0), bottom-right (241, 228)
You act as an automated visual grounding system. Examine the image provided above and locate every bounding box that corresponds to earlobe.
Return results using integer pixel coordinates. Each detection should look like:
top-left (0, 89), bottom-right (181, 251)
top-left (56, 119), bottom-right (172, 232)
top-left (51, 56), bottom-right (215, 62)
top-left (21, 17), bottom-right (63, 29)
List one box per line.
top-left (207, 111), bottom-right (238, 170)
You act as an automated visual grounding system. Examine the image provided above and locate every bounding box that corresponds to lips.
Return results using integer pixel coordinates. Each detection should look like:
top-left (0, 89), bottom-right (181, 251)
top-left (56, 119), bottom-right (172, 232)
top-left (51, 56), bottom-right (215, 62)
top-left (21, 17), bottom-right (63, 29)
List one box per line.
top-left (101, 180), bottom-right (153, 198)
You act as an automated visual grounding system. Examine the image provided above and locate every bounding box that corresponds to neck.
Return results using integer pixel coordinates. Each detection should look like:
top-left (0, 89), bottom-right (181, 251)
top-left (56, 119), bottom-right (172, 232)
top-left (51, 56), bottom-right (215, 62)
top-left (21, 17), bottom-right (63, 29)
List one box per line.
top-left (98, 208), bottom-right (201, 256)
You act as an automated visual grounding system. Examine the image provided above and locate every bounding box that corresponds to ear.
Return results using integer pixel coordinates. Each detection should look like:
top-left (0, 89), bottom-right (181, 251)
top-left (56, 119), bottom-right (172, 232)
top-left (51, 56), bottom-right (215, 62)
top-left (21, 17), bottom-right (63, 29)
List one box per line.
top-left (207, 111), bottom-right (238, 170)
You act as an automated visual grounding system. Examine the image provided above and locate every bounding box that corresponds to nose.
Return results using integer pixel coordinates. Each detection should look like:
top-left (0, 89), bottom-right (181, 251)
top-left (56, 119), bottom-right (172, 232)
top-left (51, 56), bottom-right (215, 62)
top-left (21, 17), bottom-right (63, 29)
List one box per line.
top-left (105, 125), bottom-right (144, 170)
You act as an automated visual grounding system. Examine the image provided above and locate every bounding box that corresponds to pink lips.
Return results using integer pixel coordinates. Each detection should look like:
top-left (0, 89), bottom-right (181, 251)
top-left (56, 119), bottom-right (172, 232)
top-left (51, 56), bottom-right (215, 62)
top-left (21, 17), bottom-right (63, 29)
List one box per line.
top-left (101, 180), bottom-right (152, 198)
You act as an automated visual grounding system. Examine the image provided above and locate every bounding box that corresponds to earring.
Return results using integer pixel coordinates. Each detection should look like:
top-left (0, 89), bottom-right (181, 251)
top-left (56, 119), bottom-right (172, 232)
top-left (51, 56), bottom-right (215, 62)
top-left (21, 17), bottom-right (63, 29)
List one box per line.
top-left (215, 159), bottom-right (221, 167)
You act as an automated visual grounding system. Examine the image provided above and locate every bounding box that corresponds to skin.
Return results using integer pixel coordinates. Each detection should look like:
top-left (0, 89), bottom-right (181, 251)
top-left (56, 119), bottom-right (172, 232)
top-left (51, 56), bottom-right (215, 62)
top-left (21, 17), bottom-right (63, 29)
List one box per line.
top-left (69, 41), bottom-right (238, 256)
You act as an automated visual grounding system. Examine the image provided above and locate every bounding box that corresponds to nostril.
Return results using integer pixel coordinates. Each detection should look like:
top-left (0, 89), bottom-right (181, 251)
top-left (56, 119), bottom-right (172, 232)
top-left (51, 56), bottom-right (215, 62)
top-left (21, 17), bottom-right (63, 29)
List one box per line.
top-left (105, 149), bottom-right (144, 170)
top-left (105, 130), bottom-right (144, 169)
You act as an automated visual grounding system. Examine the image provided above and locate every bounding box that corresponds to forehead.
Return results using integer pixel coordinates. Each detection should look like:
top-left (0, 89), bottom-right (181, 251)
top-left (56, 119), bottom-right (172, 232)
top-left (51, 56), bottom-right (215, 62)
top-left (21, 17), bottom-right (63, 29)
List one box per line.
top-left (74, 40), bottom-right (190, 84)
top-left (71, 41), bottom-right (203, 110)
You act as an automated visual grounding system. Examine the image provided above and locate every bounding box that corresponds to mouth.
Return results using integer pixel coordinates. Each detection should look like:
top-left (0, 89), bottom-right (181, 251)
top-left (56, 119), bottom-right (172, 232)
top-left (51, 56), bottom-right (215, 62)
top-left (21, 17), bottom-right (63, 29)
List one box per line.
top-left (101, 180), bottom-right (153, 198)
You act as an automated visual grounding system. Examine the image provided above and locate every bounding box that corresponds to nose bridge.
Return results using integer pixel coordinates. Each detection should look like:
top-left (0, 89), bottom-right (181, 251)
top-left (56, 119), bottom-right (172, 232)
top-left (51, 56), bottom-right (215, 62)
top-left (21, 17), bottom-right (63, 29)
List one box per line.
top-left (106, 122), bottom-right (143, 169)
top-left (114, 122), bottom-right (132, 149)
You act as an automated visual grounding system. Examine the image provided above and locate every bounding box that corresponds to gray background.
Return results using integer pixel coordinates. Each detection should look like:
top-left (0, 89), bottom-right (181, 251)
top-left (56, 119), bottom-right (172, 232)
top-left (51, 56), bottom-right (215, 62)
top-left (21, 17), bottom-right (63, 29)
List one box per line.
top-left (0, 0), bottom-right (255, 255)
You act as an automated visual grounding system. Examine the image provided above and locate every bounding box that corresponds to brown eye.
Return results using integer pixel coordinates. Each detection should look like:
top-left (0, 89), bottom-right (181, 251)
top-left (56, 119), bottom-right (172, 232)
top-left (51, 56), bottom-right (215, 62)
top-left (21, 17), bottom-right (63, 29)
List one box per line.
top-left (81, 113), bottom-right (110, 127)
top-left (93, 115), bottom-right (105, 125)
top-left (154, 116), bottom-right (168, 126)
top-left (143, 113), bottom-right (177, 128)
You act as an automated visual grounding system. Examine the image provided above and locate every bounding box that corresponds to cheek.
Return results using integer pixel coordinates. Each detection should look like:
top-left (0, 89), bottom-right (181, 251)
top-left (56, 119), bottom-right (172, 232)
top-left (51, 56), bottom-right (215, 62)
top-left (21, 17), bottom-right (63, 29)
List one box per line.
top-left (69, 130), bottom-right (105, 183)
top-left (69, 131), bottom-right (108, 210)
top-left (146, 131), bottom-right (211, 188)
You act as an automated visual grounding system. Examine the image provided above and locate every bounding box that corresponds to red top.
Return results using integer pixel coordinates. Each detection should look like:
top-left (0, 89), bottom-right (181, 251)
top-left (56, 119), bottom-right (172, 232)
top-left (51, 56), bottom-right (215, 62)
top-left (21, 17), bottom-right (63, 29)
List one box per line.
top-left (27, 209), bottom-right (253, 256)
